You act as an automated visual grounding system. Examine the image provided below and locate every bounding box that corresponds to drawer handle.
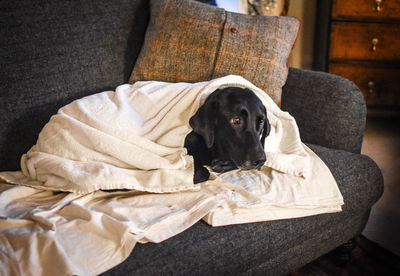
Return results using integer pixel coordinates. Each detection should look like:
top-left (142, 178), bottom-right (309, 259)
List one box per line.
top-left (375, 0), bottom-right (383, 12)
top-left (367, 81), bottom-right (376, 94)
top-left (371, 38), bottom-right (379, 52)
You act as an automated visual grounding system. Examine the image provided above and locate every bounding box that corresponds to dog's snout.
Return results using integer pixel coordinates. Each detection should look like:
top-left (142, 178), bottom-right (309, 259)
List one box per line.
top-left (252, 154), bottom-right (266, 170)
top-left (253, 157), bottom-right (266, 168)
top-left (239, 153), bottom-right (266, 171)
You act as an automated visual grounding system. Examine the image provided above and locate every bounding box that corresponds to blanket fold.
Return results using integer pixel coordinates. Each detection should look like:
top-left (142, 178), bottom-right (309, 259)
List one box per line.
top-left (0, 75), bottom-right (344, 276)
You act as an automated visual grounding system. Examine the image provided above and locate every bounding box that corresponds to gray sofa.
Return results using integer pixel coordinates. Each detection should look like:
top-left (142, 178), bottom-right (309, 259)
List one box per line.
top-left (0, 0), bottom-right (383, 275)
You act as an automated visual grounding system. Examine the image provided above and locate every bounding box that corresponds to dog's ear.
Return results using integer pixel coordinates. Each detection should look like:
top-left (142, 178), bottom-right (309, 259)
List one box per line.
top-left (260, 109), bottom-right (270, 148)
top-left (189, 99), bottom-right (218, 148)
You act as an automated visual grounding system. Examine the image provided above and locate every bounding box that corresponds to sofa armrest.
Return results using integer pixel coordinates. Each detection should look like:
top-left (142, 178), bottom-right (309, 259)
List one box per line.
top-left (281, 68), bottom-right (366, 153)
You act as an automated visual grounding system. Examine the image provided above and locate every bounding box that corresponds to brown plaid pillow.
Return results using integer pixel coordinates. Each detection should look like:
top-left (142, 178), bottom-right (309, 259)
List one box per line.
top-left (129, 0), bottom-right (299, 104)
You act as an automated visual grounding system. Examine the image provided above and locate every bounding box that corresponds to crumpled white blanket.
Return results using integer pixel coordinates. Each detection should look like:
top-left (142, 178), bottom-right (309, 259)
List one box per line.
top-left (2, 75), bottom-right (311, 194)
top-left (0, 75), bottom-right (343, 275)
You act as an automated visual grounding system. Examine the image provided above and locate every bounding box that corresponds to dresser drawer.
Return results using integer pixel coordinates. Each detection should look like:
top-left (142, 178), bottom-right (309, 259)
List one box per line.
top-left (329, 22), bottom-right (400, 61)
top-left (332, 0), bottom-right (400, 22)
top-left (330, 63), bottom-right (400, 107)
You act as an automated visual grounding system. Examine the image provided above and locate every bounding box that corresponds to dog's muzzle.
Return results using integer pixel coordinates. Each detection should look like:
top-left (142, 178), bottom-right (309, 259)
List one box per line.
top-left (238, 155), bottom-right (266, 171)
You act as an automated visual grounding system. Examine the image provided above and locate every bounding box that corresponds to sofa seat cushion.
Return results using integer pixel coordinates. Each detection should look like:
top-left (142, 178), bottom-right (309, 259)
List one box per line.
top-left (306, 144), bottom-right (383, 211)
top-left (129, 0), bottom-right (299, 104)
top-left (102, 144), bottom-right (383, 275)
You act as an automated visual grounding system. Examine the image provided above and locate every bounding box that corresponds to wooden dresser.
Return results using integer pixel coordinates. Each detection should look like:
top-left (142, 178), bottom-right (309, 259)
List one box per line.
top-left (313, 0), bottom-right (400, 111)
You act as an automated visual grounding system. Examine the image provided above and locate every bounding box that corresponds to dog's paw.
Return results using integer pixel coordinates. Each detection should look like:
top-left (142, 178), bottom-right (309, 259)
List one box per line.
top-left (193, 166), bottom-right (210, 184)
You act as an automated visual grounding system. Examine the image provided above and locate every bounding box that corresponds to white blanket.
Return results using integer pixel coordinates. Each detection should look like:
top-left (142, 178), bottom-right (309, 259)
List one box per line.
top-left (0, 75), bottom-right (343, 275)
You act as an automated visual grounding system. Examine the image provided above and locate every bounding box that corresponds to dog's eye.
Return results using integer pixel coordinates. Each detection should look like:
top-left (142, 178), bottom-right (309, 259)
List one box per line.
top-left (230, 117), bottom-right (241, 126)
top-left (258, 119), bottom-right (265, 129)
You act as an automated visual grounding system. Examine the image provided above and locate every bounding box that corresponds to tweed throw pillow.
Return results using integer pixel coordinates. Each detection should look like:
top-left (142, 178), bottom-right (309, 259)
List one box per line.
top-left (129, 0), bottom-right (299, 104)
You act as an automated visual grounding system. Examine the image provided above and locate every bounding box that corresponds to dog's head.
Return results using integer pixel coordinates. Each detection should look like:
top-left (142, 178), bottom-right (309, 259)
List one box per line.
top-left (189, 87), bottom-right (270, 172)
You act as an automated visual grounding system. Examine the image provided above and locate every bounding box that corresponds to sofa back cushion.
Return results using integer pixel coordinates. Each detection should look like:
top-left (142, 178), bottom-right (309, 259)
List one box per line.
top-left (0, 0), bottom-right (149, 171)
top-left (129, 0), bottom-right (300, 104)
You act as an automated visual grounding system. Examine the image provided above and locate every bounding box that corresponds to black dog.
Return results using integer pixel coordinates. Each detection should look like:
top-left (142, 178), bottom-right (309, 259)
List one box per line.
top-left (184, 87), bottom-right (271, 183)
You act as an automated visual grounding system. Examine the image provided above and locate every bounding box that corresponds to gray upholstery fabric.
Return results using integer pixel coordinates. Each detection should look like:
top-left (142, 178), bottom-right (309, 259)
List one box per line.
top-left (282, 68), bottom-right (367, 154)
top-left (0, 0), bottom-right (149, 171)
top-left (102, 144), bottom-right (383, 275)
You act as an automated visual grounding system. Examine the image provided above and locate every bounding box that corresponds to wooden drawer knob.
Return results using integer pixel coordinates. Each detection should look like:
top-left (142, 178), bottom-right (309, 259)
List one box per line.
top-left (371, 38), bottom-right (379, 52)
top-left (367, 81), bottom-right (376, 94)
top-left (375, 0), bottom-right (383, 12)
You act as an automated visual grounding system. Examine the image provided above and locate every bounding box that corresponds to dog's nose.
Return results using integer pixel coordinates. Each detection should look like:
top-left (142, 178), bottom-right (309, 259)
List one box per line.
top-left (240, 157), bottom-right (265, 170)
top-left (253, 157), bottom-right (266, 169)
